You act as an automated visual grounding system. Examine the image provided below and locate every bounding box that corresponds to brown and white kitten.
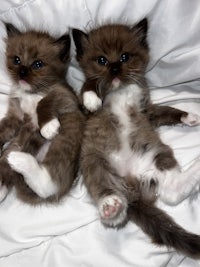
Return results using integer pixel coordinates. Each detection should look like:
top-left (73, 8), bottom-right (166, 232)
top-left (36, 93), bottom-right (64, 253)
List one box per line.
top-left (0, 24), bottom-right (84, 204)
top-left (73, 19), bottom-right (200, 258)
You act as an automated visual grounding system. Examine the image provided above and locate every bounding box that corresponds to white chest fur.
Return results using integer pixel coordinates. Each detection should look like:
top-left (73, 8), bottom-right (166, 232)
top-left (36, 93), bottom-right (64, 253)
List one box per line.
top-left (105, 84), bottom-right (143, 112)
top-left (19, 92), bottom-right (44, 127)
top-left (107, 84), bottom-right (157, 179)
top-left (106, 83), bottom-right (143, 137)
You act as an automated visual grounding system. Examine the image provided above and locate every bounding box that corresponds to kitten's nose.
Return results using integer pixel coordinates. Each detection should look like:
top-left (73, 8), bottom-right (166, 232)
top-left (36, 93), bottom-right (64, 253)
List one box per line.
top-left (110, 63), bottom-right (121, 76)
top-left (19, 66), bottom-right (28, 79)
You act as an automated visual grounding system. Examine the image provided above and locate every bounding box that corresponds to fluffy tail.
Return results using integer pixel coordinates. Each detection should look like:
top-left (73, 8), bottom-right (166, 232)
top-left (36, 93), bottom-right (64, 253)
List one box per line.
top-left (128, 200), bottom-right (200, 258)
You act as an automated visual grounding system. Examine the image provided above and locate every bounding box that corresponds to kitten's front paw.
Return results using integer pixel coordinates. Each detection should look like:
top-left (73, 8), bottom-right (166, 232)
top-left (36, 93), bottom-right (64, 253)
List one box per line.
top-left (83, 91), bottom-right (102, 112)
top-left (98, 194), bottom-right (127, 227)
top-left (40, 118), bottom-right (60, 140)
top-left (181, 113), bottom-right (200, 126)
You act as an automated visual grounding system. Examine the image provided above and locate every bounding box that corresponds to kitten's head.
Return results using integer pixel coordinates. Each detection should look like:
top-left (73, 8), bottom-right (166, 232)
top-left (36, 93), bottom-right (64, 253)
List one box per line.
top-left (5, 23), bottom-right (70, 93)
top-left (73, 18), bottom-right (149, 91)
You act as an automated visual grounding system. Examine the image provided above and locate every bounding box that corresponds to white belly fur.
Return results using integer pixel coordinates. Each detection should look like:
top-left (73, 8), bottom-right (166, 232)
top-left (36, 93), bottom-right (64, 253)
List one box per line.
top-left (107, 84), bottom-right (159, 180)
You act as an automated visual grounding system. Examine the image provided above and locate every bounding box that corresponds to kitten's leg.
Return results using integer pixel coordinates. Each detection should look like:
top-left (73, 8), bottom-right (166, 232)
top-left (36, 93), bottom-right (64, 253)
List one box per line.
top-left (141, 144), bottom-right (200, 205)
top-left (158, 159), bottom-right (200, 205)
top-left (0, 98), bottom-right (23, 151)
top-left (40, 118), bottom-right (60, 140)
top-left (81, 80), bottom-right (102, 112)
top-left (0, 115), bottom-right (22, 151)
top-left (0, 122), bottom-right (46, 202)
top-left (0, 153), bottom-right (24, 203)
top-left (180, 113), bottom-right (200, 126)
top-left (82, 91), bottom-right (102, 112)
top-left (82, 155), bottom-right (128, 227)
top-left (98, 177), bottom-right (142, 227)
top-left (7, 151), bottom-right (58, 198)
top-left (148, 104), bottom-right (200, 127)
top-left (36, 93), bottom-right (60, 140)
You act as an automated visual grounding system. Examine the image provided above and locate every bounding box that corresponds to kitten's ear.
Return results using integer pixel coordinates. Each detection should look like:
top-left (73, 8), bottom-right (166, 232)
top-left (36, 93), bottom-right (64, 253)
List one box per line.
top-left (5, 23), bottom-right (21, 37)
top-left (72, 29), bottom-right (88, 61)
top-left (132, 18), bottom-right (148, 48)
top-left (55, 34), bottom-right (71, 63)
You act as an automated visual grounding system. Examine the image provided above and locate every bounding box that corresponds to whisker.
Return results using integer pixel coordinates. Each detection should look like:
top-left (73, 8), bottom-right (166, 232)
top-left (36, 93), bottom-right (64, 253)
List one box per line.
top-left (125, 73), bottom-right (146, 88)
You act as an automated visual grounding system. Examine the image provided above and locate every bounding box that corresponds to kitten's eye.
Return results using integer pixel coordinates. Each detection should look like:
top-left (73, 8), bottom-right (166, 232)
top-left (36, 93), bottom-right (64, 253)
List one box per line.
top-left (13, 56), bottom-right (21, 65)
top-left (32, 60), bottom-right (44, 69)
top-left (120, 53), bottom-right (130, 63)
top-left (97, 56), bottom-right (108, 66)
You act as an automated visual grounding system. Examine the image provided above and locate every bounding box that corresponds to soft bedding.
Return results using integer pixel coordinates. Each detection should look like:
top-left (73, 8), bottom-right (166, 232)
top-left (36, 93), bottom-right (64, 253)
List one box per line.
top-left (0, 0), bottom-right (200, 266)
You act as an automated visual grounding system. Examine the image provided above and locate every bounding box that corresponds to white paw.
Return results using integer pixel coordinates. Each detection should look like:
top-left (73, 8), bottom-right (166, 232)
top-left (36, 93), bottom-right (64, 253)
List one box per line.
top-left (40, 118), bottom-right (60, 140)
top-left (0, 181), bottom-right (8, 202)
top-left (98, 194), bottom-right (127, 227)
top-left (7, 152), bottom-right (58, 198)
top-left (181, 113), bottom-right (200, 126)
top-left (83, 91), bottom-right (102, 112)
top-left (159, 189), bottom-right (185, 205)
top-left (7, 151), bottom-right (32, 175)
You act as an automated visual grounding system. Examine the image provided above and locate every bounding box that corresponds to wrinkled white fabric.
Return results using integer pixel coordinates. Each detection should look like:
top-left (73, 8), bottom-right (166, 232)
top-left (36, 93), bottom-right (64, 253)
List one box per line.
top-left (0, 0), bottom-right (200, 266)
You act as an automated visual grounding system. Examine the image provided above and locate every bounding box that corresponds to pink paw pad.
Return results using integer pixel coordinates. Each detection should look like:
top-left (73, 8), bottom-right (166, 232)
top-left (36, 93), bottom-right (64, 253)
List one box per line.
top-left (99, 195), bottom-right (123, 219)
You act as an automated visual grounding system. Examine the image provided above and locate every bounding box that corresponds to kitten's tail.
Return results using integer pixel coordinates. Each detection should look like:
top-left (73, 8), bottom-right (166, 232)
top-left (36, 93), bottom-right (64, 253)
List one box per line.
top-left (128, 200), bottom-right (200, 258)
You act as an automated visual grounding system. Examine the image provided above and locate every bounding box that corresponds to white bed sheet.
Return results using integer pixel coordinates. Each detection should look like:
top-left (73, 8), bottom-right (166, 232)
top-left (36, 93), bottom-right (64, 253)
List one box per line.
top-left (0, 1), bottom-right (200, 266)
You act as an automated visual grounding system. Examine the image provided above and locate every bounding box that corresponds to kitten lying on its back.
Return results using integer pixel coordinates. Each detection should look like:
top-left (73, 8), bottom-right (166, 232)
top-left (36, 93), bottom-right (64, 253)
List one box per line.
top-left (0, 24), bottom-right (84, 204)
top-left (73, 19), bottom-right (200, 258)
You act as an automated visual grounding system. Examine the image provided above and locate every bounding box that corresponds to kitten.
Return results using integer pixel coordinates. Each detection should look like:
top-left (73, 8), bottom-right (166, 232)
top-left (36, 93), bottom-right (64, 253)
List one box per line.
top-left (0, 24), bottom-right (84, 204)
top-left (72, 19), bottom-right (200, 258)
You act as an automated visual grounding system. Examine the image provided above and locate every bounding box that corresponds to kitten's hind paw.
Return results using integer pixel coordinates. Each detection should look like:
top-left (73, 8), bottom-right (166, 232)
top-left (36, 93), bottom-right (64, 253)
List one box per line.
top-left (83, 91), bottom-right (102, 112)
top-left (7, 151), bottom-right (58, 198)
top-left (7, 151), bottom-right (28, 174)
top-left (98, 195), bottom-right (127, 227)
top-left (40, 118), bottom-right (60, 140)
top-left (181, 113), bottom-right (200, 126)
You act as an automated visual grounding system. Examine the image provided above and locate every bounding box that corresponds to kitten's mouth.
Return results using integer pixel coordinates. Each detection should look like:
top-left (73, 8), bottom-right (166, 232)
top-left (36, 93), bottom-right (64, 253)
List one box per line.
top-left (18, 80), bottom-right (32, 92)
top-left (111, 77), bottom-right (121, 89)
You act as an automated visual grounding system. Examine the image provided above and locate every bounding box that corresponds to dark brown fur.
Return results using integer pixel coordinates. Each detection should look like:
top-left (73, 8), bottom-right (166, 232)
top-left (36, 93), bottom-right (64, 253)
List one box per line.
top-left (0, 24), bottom-right (85, 204)
top-left (73, 19), bottom-right (200, 258)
